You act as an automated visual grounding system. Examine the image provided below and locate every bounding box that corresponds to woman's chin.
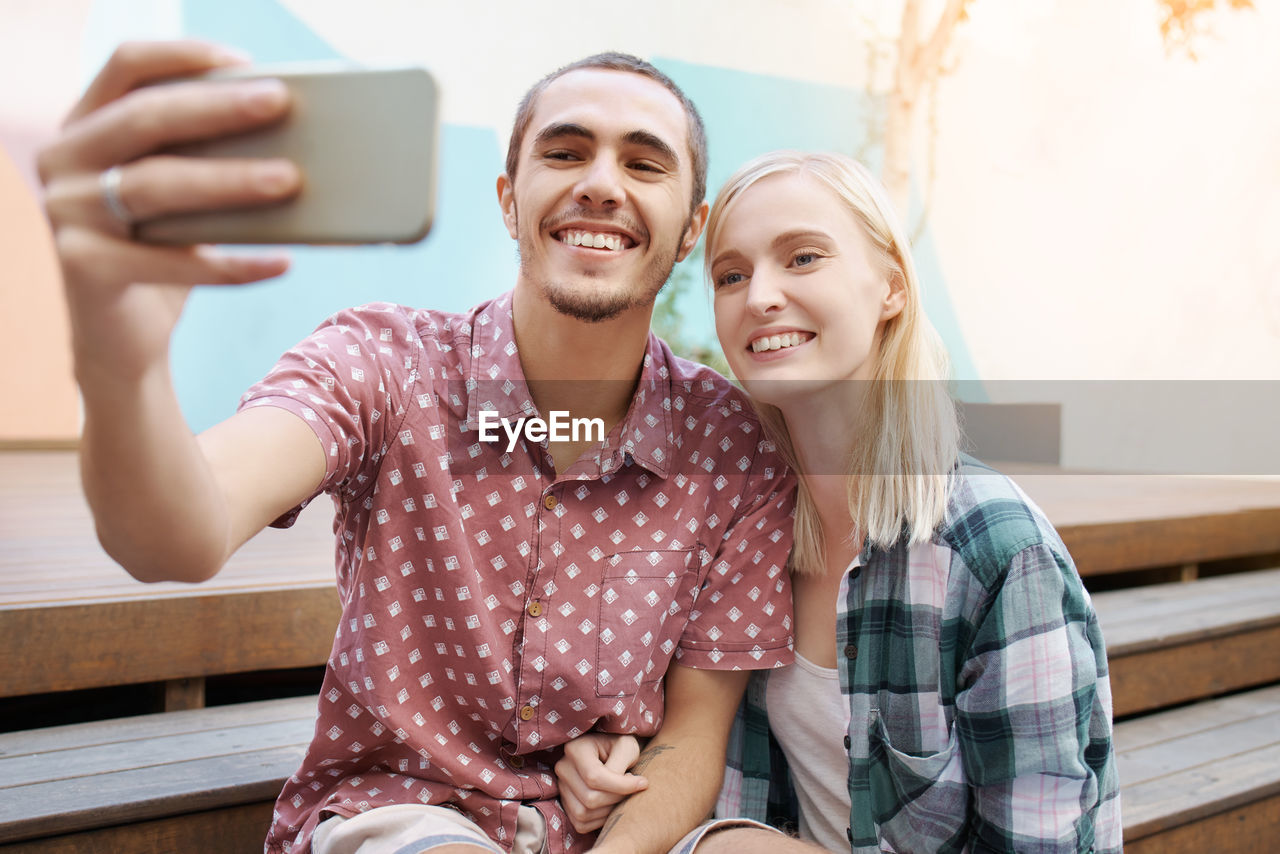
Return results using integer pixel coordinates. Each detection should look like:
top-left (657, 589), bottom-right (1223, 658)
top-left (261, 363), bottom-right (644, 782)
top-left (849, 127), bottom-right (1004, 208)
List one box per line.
top-left (736, 373), bottom-right (834, 411)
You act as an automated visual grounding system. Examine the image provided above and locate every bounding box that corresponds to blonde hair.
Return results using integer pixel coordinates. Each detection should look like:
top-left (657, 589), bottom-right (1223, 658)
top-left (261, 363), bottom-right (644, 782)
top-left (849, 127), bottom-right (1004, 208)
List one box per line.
top-left (705, 151), bottom-right (960, 572)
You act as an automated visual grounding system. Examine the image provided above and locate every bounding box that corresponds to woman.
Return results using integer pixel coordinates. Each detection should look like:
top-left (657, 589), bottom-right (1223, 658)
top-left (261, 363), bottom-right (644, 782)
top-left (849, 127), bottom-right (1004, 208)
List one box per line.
top-left (557, 152), bottom-right (1122, 853)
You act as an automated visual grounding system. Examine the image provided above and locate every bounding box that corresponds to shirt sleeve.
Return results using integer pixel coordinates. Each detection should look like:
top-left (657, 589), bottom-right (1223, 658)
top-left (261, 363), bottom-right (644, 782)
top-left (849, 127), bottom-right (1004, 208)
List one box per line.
top-left (237, 303), bottom-right (421, 526)
top-left (956, 542), bottom-right (1123, 853)
top-left (674, 437), bottom-right (796, 670)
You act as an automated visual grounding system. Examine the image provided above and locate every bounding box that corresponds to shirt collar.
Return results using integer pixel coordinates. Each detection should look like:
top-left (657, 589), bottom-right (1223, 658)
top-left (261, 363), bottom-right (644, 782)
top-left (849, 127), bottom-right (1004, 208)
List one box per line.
top-left (464, 292), bottom-right (541, 428)
top-left (463, 292), bottom-right (675, 479)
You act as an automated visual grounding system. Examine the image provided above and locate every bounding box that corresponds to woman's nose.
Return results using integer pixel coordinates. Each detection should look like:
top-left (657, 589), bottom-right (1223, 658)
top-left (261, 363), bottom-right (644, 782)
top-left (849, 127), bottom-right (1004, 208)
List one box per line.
top-left (745, 270), bottom-right (787, 316)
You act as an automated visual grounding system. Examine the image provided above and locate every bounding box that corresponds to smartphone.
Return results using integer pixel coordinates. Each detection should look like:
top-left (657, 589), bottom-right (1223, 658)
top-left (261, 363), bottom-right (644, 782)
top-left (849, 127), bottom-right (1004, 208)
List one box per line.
top-left (137, 63), bottom-right (439, 245)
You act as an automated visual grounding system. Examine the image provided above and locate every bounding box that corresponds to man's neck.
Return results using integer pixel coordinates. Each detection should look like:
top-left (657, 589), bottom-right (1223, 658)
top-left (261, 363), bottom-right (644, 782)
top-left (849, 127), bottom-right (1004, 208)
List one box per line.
top-left (510, 282), bottom-right (654, 473)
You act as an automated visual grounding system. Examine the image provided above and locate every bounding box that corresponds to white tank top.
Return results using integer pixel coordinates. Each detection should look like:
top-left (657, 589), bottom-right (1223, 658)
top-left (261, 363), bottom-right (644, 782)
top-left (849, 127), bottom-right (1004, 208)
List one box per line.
top-left (765, 652), bottom-right (853, 851)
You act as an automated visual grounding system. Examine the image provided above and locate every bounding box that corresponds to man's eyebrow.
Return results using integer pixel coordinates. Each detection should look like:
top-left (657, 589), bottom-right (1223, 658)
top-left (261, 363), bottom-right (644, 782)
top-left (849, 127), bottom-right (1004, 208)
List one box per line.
top-left (622, 130), bottom-right (679, 165)
top-left (532, 123), bottom-right (594, 147)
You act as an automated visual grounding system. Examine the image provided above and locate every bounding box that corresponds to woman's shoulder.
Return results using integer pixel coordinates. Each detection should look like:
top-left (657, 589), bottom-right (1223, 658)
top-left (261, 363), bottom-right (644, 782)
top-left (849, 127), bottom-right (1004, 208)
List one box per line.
top-left (933, 454), bottom-right (1072, 590)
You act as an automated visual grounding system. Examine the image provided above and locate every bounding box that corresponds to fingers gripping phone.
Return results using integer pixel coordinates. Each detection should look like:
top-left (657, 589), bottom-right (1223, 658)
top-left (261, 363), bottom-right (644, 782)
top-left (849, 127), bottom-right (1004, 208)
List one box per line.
top-left (138, 63), bottom-right (439, 245)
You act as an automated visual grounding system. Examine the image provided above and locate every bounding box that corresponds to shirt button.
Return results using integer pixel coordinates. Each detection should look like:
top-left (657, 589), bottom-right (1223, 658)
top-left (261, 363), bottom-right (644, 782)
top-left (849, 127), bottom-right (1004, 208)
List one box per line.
top-left (520, 705), bottom-right (535, 721)
top-left (849, 566), bottom-right (862, 581)
top-left (543, 494), bottom-right (558, 511)
top-left (527, 601), bottom-right (543, 618)
top-left (844, 644), bottom-right (858, 660)
top-left (846, 827), bottom-right (853, 842)
top-left (843, 734), bottom-right (851, 749)
top-left (509, 754), bottom-right (525, 769)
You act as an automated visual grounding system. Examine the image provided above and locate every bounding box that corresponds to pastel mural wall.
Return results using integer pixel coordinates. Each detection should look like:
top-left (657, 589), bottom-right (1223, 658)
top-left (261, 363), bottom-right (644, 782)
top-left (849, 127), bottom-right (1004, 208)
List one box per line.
top-left (3, 0), bottom-right (1277, 471)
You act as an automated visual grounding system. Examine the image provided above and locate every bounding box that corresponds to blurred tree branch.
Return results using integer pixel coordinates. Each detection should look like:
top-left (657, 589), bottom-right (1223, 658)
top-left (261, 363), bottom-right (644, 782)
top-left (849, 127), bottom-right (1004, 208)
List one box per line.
top-left (1157, 0), bottom-right (1255, 59)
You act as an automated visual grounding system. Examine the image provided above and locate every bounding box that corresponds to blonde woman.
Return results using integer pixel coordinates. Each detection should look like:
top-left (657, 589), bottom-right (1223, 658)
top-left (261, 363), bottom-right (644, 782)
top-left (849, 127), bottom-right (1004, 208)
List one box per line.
top-left (556, 152), bottom-right (1122, 854)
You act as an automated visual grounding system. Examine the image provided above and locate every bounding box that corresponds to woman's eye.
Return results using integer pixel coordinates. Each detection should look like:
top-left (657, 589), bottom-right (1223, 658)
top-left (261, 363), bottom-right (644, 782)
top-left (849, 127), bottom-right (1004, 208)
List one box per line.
top-left (793, 253), bottom-right (817, 267)
top-left (716, 272), bottom-right (746, 288)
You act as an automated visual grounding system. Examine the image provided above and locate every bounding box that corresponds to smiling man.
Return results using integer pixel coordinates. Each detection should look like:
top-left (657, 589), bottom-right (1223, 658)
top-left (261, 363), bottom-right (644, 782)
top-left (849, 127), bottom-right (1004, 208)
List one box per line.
top-left (39, 45), bottom-right (795, 854)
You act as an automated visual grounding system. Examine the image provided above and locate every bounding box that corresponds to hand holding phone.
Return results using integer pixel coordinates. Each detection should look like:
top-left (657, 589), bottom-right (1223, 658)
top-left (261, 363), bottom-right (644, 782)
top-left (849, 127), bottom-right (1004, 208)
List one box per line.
top-left (138, 62), bottom-right (440, 245)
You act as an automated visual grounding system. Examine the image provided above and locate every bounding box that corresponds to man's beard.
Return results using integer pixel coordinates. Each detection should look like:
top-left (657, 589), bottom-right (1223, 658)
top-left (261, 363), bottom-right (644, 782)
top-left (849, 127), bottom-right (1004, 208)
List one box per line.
top-left (515, 207), bottom-right (690, 324)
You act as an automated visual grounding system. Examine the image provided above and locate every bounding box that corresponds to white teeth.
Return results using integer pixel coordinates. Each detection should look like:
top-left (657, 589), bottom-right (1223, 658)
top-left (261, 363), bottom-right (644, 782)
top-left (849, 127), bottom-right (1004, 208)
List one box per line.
top-left (558, 230), bottom-right (626, 251)
top-left (750, 332), bottom-right (807, 353)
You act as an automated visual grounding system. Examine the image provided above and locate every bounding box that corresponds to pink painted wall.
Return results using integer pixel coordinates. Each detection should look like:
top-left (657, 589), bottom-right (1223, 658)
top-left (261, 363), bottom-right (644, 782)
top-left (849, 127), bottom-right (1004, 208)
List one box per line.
top-left (0, 145), bottom-right (77, 443)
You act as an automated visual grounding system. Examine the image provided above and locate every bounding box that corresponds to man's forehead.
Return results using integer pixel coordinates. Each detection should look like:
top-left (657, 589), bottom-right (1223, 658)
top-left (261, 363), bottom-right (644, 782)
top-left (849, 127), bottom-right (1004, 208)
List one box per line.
top-left (528, 68), bottom-right (690, 143)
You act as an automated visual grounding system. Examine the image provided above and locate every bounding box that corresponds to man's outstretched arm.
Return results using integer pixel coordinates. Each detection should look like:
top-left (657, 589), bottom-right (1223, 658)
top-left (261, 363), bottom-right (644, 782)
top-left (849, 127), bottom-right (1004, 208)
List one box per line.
top-left (40, 41), bottom-right (322, 581)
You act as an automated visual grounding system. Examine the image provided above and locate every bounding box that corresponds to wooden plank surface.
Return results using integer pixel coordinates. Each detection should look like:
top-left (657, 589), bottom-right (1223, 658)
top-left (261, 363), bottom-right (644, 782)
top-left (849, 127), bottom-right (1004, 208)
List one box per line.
top-left (1115, 685), bottom-right (1280, 840)
top-left (1123, 792), bottom-right (1280, 854)
top-left (0, 696), bottom-right (316, 757)
top-left (0, 450), bottom-right (340, 696)
top-left (1, 587), bottom-right (341, 696)
top-left (1008, 470), bottom-right (1280, 575)
top-left (1107, 627), bottom-right (1280, 716)
top-left (4, 451), bottom-right (1280, 699)
top-left (0, 451), bottom-right (337, 604)
top-left (1094, 567), bottom-right (1280, 653)
top-left (0, 697), bottom-right (315, 842)
top-left (0, 801), bottom-right (275, 854)
top-left (1093, 569), bottom-right (1280, 715)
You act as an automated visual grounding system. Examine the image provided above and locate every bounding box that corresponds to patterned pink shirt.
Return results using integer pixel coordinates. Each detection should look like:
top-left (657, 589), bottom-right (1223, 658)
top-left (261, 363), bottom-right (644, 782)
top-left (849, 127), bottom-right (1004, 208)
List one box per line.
top-left (239, 294), bottom-right (796, 854)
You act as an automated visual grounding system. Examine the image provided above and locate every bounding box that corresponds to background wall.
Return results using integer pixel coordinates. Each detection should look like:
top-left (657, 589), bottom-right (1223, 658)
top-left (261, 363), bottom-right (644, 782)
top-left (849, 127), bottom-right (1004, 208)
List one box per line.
top-left (2, 0), bottom-right (1276, 471)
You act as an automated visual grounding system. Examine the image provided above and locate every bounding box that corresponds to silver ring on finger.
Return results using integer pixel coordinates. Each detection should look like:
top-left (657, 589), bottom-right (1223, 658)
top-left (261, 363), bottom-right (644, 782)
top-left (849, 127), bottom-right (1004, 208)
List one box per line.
top-left (99, 165), bottom-right (136, 227)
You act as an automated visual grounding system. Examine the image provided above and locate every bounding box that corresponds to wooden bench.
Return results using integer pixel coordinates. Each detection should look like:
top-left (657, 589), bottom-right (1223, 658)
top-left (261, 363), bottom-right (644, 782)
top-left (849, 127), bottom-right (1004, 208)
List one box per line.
top-left (0, 696), bottom-right (315, 853)
top-left (1093, 566), bottom-right (1280, 717)
top-left (6, 449), bottom-right (1280, 849)
top-left (0, 450), bottom-right (340, 711)
top-left (1010, 471), bottom-right (1280, 577)
top-left (1115, 683), bottom-right (1280, 854)
top-left (6, 450), bottom-right (1280, 715)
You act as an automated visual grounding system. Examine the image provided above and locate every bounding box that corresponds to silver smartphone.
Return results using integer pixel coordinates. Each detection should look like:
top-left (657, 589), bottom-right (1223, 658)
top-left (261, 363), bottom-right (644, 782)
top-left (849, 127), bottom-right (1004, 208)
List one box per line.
top-left (138, 63), bottom-right (439, 245)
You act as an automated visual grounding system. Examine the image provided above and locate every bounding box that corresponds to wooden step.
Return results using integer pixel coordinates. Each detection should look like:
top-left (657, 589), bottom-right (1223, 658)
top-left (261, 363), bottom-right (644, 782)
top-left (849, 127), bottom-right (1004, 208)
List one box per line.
top-left (1116, 684), bottom-right (1280, 853)
top-left (1093, 567), bottom-right (1280, 716)
top-left (0, 696), bottom-right (315, 850)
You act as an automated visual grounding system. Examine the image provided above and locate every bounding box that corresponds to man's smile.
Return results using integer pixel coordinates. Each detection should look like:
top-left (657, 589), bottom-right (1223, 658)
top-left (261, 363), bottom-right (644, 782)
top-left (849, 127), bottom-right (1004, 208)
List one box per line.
top-left (554, 228), bottom-right (634, 251)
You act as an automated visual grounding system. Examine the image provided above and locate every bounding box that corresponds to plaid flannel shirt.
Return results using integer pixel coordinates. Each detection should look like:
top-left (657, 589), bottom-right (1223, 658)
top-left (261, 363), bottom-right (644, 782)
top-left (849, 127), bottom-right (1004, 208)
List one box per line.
top-left (718, 457), bottom-right (1122, 853)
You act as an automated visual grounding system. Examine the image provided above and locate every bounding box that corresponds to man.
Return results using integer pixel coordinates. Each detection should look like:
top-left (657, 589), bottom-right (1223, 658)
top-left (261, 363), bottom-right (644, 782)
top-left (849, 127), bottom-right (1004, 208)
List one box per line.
top-left (38, 42), bottom-right (795, 854)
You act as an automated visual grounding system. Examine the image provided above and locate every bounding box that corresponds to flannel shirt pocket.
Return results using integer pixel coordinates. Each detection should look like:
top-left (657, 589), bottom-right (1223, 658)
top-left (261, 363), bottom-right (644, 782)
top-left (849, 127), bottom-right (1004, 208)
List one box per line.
top-left (866, 708), bottom-right (968, 853)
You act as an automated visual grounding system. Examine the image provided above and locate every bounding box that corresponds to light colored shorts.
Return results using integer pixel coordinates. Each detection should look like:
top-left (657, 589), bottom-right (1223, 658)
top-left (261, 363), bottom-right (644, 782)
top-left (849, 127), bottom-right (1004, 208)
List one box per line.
top-left (312, 803), bottom-right (547, 854)
top-left (671, 818), bottom-right (782, 854)
top-left (312, 804), bottom-right (776, 854)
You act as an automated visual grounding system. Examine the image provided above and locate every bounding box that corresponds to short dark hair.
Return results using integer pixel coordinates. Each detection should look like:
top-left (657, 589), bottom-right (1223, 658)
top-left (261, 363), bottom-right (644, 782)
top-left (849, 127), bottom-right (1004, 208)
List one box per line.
top-left (504, 52), bottom-right (708, 212)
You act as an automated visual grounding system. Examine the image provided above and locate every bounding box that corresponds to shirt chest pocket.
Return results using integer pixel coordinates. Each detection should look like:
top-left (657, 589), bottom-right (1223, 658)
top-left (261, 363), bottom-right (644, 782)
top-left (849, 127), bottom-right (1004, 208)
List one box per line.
top-left (594, 546), bottom-right (702, 698)
top-left (865, 708), bottom-right (967, 852)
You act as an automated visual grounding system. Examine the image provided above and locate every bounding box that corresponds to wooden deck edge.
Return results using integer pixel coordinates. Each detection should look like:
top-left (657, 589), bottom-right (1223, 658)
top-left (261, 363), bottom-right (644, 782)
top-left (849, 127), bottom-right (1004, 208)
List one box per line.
top-left (0, 800), bottom-right (274, 853)
top-left (1109, 628), bottom-right (1280, 717)
top-left (1122, 771), bottom-right (1280, 840)
top-left (0, 589), bottom-right (340, 697)
top-left (0, 748), bottom-right (301, 844)
top-left (1124, 787), bottom-right (1280, 849)
top-left (1104, 614), bottom-right (1280, 657)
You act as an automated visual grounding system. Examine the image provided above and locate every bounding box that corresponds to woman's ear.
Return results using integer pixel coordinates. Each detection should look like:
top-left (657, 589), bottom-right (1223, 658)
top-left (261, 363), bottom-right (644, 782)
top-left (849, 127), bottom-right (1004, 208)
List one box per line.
top-left (881, 271), bottom-right (907, 322)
